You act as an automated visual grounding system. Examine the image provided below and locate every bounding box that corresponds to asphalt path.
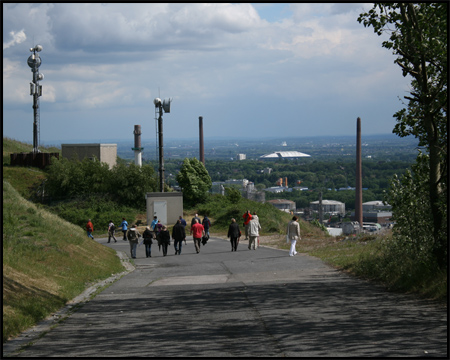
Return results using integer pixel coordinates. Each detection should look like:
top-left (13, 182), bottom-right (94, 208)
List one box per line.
top-left (3, 235), bottom-right (447, 357)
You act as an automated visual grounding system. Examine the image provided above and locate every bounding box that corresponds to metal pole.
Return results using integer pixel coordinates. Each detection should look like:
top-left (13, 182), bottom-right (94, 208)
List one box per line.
top-left (355, 117), bottom-right (363, 227)
top-left (158, 105), bottom-right (164, 192)
top-left (319, 191), bottom-right (323, 224)
top-left (199, 116), bottom-right (204, 164)
top-left (33, 93), bottom-right (39, 153)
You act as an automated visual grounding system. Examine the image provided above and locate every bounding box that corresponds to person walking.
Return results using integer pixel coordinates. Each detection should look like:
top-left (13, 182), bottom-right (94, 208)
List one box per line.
top-left (172, 219), bottom-right (186, 255)
top-left (248, 213), bottom-right (261, 250)
top-left (151, 216), bottom-right (158, 231)
top-left (121, 218), bottom-right (128, 241)
top-left (287, 215), bottom-right (301, 257)
top-left (190, 218), bottom-right (205, 254)
top-left (86, 219), bottom-right (94, 239)
top-left (143, 226), bottom-right (154, 258)
top-left (191, 213), bottom-right (200, 226)
top-left (179, 215), bottom-right (187, 228)
top-left (158, 225), bottom-right (171, 256)
top-left (155, 220), bottom-right (163, 235)
top-left (127, 224), bottom-right (141, 259)
top-left (202, 215), bottom-right (211, 237)
top-left (107, 220), bottom-right (117, 243)
top-left (227, 218), bottom-right (241, 252)
top-left (242, 210), bottom-right (252, 240)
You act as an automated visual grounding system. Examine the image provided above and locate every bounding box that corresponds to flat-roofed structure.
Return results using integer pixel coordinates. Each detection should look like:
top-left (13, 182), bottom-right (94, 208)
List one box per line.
top-left (61, 143), bottom-right (117, 169)
top-left (260, 151), bottom-right (311, 159)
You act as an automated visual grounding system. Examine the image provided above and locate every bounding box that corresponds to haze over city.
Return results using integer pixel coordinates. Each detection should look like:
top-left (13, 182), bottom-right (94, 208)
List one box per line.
top-left (3, 3), bottom-right (412, 145)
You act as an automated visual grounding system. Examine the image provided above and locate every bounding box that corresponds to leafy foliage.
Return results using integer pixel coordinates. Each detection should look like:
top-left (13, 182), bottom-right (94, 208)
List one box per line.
top-left (359, 3), bottom-right (447, 268)
top-left (224, 186), bottom-right (242, 203)
top-left (45, 156), bottom-right (158, 210)
top-left (109, 162), bottom-right (158, 208)
top-left (176, 158), bottom-right (212, 207)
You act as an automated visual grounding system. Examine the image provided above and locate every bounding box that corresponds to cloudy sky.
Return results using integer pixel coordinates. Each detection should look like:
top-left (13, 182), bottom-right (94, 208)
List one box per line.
top-left (3, 3), bottom-right (412, 145)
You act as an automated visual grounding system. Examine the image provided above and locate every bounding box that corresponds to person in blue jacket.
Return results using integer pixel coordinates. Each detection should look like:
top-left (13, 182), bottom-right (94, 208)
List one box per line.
top-left (121, 217), bottom-right (128, 241)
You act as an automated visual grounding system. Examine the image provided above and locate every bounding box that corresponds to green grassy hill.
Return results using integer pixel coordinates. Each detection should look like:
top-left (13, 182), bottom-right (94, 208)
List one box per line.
top-left (2, 180), bottom-right (125, 343)
top-left (3, 137), bottom-right (61, 165)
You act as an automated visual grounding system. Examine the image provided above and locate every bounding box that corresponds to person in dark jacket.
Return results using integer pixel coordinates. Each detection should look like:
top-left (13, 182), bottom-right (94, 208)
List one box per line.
top-left (202, 216), bottom-right (211, 237)
top-left (227, 218), bottom-right (241, 251)
top-left (172, 219), bottom-right (186, 255)
top-left (158, 225), bottom-right (171, 256)
top-left (143, 226), bottom-right (154, 258)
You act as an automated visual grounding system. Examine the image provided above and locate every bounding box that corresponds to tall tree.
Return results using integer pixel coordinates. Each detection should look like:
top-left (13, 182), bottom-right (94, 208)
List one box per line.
top-left (176, 158), bottom-right (212, 206)
top-left (358, 3), bottom-right (447, 267)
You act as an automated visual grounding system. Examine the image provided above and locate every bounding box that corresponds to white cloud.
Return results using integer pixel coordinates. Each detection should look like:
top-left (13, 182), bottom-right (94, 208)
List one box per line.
top-left (3, 29), bottom-right (27, 50)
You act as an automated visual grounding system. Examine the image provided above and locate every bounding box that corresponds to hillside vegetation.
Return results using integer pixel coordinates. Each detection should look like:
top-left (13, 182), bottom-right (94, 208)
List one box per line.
top-left (3, 180), bottom-right (125, 343)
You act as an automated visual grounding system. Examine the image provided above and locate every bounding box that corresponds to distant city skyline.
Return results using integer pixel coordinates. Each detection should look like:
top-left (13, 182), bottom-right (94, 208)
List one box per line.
top-left (4, 3), bottom-right (412, 145)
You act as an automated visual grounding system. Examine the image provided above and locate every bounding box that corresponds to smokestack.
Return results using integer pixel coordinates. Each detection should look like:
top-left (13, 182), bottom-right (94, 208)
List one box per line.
top-left (199, 116), bottom-right (205, 164)
top-left (132, 125), bottom-right (143, 167)
top-left (355, 117), bottom-right (363, 226)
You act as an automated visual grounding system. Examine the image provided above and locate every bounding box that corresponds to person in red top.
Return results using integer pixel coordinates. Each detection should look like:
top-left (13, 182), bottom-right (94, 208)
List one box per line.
top-left (190, 218), bottom-right (205, 254)
top-left (242, 210), bottom-right (252, 240)
top-left (86, 219), bottom-right (94, 240)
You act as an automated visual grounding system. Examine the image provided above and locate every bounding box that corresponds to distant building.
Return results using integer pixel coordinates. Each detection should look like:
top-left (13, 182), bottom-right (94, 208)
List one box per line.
top-left (264, 186), bottom-right (286, 194)
top-left (242, 181), bottom-right (265, 203)
top-left (260, 151), bottom-right (311, 159)
top-left (362, 200), bottom-right (392, 211)
top-left (236, 153), bottom-right (246, 160)
top-left (348, 201), bottom-right (393, 225)
top-left (267, 199), bottom-right (296, 212)
top-left (310, 200), bottom-right (345, 215)
top-left (61, 143), bottom-right (117, 169)
top-left (351, 211), bottom-right (392, 225)
top-left (211, 178), bottom-right (265, 203)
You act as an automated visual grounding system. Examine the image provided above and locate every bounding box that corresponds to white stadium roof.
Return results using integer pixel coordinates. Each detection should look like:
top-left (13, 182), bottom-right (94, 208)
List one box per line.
top-left (260, 151), bottom-right (311, 159)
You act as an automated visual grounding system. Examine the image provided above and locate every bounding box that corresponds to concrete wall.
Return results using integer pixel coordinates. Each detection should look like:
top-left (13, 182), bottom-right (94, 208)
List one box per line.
top-left (146, 192), bottom-right (183, 227)
top-left (61, 144), bottom-right (117, 168)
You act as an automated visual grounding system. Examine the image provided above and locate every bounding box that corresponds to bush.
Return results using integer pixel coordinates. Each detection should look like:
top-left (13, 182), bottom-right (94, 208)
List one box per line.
top-left (46, 195), bottom-right (138, 234)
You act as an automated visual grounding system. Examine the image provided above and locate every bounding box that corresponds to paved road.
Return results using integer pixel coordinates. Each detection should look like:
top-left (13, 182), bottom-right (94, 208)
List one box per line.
top-left (4, 236), bottom-right (447, 357)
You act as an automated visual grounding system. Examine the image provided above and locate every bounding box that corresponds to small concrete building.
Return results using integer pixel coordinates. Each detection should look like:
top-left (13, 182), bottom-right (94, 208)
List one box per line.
top-left (61, 143), bottom-right (117, 169)
top-left (146, 192), bottom-right (183, 227)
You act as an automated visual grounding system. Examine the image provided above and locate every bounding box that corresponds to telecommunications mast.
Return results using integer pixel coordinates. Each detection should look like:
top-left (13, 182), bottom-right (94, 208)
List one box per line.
top-left (27, 45), bottom-right (44, 153)
top-left (154, 97), bottom-right (172, 192)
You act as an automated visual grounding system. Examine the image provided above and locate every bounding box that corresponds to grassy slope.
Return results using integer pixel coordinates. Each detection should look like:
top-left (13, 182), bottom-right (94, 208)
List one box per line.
top-left (3, 181), bottom-right (125, 343)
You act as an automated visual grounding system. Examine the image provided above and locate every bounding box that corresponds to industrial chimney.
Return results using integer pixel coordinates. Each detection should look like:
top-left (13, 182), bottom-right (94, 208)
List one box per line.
top-left (355, 117), bottom-right (363, 226)
top-left (199, 116), bottom-right (205, 164)
top-left (132, 125), bottom-right (143, 167)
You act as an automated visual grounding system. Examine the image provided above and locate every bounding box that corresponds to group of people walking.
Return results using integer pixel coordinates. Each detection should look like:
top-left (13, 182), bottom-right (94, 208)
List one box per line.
top-left (86, 210), bottom-right (301, 259)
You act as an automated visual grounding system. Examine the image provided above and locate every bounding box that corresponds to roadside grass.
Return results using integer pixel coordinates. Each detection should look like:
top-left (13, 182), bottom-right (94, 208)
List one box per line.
top-left (3, 181), bottom-right (125, 343)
